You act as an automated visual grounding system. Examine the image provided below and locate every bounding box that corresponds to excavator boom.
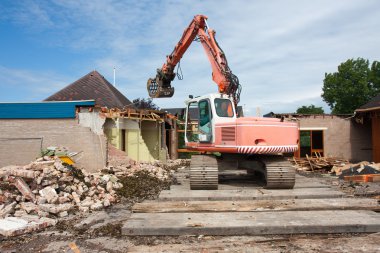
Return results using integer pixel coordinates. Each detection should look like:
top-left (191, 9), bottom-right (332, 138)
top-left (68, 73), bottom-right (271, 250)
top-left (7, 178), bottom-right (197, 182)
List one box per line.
top-left (147, 15), bottom-right (241, 106)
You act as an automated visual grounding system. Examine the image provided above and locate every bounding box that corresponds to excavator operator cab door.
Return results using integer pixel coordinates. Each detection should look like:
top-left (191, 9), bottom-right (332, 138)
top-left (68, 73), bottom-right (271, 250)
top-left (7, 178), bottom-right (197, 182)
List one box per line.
top-left (185, 99), bottom-right (213, 143)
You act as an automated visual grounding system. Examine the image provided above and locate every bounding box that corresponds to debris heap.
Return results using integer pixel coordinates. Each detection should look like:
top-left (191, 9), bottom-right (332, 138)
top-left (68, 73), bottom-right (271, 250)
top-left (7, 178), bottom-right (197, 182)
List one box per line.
top-left (0, 155), bottom-right (189, 236)
top-left (0, 156), bottom-right (119, 220)
top-left (291, 155), bottom-right (349, 171)
top-left (332, 162), bottom-right (380, 182)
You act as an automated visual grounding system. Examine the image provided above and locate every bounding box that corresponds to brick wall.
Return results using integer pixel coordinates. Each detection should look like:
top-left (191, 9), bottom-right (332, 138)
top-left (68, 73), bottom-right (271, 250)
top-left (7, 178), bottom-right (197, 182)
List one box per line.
top-left (0, 119), bottom-right (106, 172)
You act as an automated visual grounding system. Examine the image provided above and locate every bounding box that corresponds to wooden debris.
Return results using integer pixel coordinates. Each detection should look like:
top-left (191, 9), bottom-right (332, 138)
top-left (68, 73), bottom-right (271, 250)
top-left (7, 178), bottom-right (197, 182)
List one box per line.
top-left (291, 156), bottom-right (349, 172)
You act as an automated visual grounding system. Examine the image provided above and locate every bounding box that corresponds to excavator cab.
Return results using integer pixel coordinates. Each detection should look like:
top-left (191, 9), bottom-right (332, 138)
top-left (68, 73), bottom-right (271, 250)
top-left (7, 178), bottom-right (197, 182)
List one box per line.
top-left (184, 94), bottom-right (236, 145)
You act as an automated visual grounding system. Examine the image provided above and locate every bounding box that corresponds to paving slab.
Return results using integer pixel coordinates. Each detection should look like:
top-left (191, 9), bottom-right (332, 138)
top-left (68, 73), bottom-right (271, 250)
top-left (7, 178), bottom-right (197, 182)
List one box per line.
top-left (122, 210), bottom-right (380, 236)
top-left (158, 187), bottom-right (345, 201)
top-left (133, 198), bottom-right (380, 213)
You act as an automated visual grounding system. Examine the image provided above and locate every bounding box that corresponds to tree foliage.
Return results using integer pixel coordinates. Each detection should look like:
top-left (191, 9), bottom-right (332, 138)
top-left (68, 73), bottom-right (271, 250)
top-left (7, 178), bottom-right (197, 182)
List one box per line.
top-left (296, 104), bottom-right (324, 114)
top-left (132, 98), bottom-right (160, 110)
top-left (322, 58), bottom-right (380, 114)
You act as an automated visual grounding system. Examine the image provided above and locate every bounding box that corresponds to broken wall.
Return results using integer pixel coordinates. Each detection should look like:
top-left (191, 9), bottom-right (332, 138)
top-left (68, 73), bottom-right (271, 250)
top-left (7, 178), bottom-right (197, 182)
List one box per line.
top-left (0, 119), bottom-right (107, 172)
top-left (104, 118), bottom-right (167, 163)
top-left (78, 109), bottom-right (106, 135)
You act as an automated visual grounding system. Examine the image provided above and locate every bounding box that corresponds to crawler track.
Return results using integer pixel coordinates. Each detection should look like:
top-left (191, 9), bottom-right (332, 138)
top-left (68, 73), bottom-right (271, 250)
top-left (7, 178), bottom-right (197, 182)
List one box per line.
top-left (261, 155), bottom-right (296, 189)
top-left (190, 155), bottom-right (218, 190)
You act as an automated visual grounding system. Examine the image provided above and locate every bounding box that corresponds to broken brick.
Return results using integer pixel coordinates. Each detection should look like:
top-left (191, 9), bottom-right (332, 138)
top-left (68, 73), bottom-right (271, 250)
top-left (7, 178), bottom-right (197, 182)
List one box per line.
top-left (14, 178), bottom-right (36, 202)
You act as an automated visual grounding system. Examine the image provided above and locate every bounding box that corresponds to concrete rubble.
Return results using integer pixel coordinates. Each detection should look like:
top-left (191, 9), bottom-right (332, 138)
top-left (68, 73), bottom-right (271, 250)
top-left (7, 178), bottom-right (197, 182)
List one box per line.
top-left (0, 155), bottom-right (189, 237)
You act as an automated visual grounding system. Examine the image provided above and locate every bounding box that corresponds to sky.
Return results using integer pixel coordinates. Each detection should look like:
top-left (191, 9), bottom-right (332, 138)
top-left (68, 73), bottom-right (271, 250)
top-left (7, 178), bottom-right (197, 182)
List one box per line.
top-left (0, 0), bottom-right (379, 115)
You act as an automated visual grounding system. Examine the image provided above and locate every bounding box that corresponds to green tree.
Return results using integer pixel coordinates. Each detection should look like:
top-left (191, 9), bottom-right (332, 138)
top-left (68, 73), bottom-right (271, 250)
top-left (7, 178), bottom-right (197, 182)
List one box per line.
top-left (132, 98), bottom-right (160, 110)
top-left (322, 58), bottom-right (380, 114)
top-left (296, 105), bottom-right (324, 114)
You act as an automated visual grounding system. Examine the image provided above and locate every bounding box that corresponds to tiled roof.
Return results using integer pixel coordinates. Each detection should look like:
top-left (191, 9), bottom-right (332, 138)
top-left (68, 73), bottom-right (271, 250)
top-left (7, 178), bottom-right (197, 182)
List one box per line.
top-left (356, 93), bottom-right (380, 112)
top-left (45, 71), bottom-right (133, 109)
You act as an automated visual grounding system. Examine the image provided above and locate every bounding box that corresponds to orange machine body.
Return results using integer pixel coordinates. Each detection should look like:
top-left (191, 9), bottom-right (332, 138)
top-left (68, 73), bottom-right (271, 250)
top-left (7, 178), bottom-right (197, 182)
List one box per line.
top-left (185, 94), bottom-right (298, 155)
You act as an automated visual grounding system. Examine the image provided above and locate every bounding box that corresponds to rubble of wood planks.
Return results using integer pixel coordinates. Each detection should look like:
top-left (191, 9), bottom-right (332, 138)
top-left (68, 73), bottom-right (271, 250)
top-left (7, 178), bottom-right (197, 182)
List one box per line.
top-left (291, 154), bottom-right (349, 171)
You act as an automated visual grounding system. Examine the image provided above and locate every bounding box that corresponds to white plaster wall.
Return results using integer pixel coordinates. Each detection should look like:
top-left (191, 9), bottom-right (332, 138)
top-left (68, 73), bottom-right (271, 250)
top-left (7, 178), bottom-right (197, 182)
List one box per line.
top-left (78, 110), bottom-right (106, 135)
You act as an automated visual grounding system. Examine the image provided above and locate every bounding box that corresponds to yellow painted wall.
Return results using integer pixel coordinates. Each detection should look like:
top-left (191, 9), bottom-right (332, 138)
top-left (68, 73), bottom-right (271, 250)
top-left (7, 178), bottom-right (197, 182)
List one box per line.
top-left (104, 118), bottom-right (166, 162)
top-left (104, 128), bottom-right (121, 149)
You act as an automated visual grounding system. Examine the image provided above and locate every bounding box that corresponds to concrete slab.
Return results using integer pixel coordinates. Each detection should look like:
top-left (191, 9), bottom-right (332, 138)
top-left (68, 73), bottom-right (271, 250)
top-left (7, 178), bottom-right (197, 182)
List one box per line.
top-left (173, 172), bottom-right (330, 190)
top-left (122, 210), bottom-right (380, 236)
top-left (158, 188), bottom-right (345, 201)
top-left (170, 181), bottom-right (330, 191)
top-left (133, 198), bottom-right (380, 213)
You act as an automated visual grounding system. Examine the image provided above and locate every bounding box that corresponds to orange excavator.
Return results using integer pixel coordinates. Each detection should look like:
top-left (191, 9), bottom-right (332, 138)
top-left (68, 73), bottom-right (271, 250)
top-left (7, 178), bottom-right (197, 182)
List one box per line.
top-left (147, 15), bottom-right (299, 190)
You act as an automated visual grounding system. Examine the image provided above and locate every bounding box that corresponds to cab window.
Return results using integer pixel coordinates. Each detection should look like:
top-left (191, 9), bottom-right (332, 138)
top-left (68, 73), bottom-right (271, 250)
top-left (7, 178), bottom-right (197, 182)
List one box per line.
top-left (198, 100), bottom-right (212, 136)
top-left (215, 98), bottom-right (234, 117)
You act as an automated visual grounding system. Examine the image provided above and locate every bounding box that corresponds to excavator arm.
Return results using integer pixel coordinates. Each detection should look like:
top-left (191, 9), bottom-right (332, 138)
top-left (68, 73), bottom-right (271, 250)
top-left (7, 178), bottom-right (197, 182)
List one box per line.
top-left (147, 14), bottom-right (242, 106)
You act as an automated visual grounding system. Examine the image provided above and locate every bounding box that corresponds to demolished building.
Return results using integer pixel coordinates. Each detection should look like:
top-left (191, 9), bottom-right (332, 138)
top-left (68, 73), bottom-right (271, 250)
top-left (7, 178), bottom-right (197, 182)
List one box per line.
top-left (0, 71), bottom-right (175, 172)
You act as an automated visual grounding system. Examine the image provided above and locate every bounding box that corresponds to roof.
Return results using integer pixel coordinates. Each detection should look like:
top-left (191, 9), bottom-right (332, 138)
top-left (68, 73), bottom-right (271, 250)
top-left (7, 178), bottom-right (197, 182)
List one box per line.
top-left (45, 71), bottom-right (133, 109)
top-left (356, 93), bottom-right (380, 112)
top-left (0, 100), bottom-right (95, 119)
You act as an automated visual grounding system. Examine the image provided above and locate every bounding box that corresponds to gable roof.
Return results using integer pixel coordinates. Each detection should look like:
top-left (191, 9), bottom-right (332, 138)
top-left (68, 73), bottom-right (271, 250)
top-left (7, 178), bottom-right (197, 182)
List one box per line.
top-left (356, 93), bottom-right (380, 112)
top-left (45, 71), bottom-right (133, 109)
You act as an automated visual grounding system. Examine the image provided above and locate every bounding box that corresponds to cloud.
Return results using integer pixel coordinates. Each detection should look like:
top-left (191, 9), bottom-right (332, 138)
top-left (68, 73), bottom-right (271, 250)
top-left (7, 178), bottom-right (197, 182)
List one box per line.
top-left (0, 66), bottom-right (70, 101)
top-left (1, 0), bottom-right (380, 114)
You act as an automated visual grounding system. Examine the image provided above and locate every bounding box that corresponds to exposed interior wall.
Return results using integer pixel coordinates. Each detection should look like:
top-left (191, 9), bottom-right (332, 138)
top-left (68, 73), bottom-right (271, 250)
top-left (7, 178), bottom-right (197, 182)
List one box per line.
top-left (140, 121), bottom-right (159, 159)
top-left (0, 119), bottom-right (107, 172)
top-left (104, 118), bottom-right (167, 163)
top-left (104, 119), bottom-right (120, 149)
top-left (78, 109), bottom-right (106, 135)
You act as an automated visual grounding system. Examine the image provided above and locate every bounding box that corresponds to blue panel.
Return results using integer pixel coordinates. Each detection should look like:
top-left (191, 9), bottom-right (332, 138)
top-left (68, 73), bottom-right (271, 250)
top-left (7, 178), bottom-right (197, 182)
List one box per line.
top-left (0, 100), bottom-right (95, 119)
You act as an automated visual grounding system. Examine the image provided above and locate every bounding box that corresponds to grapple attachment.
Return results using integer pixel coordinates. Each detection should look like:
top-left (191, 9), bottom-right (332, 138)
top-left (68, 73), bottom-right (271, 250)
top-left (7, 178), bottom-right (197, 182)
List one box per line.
top-left (147, 75), bottom-right (175, 98)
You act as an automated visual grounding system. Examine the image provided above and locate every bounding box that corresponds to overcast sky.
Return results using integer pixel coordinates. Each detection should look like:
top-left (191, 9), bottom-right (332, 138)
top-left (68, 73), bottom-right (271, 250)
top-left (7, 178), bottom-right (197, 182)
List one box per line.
top-left (0, 0), bottom-right (379, 115)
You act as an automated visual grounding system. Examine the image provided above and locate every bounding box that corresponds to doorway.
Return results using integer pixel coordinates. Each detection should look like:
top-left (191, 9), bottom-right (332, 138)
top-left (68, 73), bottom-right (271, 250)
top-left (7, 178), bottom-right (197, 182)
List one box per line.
top-left (300, 130), bottom-right (324, 157)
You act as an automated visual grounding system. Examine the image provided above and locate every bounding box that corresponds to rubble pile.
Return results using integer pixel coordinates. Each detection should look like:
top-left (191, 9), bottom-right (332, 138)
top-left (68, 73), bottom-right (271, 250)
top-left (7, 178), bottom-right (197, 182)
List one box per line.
top-left (104, 158), bottom-right (190, 179)
top-left (103, 159), bottom-right (190, 201)
top-left (331, 161), bottom-right (380, 177)
top-left (0, 154), bottom-right (189, 236)
top-left (291, 155), bottom-right (349, 171)
top-left (330, 162), bottom-right (380, 183)
top-left (292, 155), bottom-right (380, 184)
top-left (0, 157), bottom-right (119, 221)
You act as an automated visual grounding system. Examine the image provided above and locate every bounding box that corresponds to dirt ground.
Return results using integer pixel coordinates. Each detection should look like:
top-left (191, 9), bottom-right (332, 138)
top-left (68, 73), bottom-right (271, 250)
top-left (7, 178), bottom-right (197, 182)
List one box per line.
top-left (1, 171), bottom-right (379, 253)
